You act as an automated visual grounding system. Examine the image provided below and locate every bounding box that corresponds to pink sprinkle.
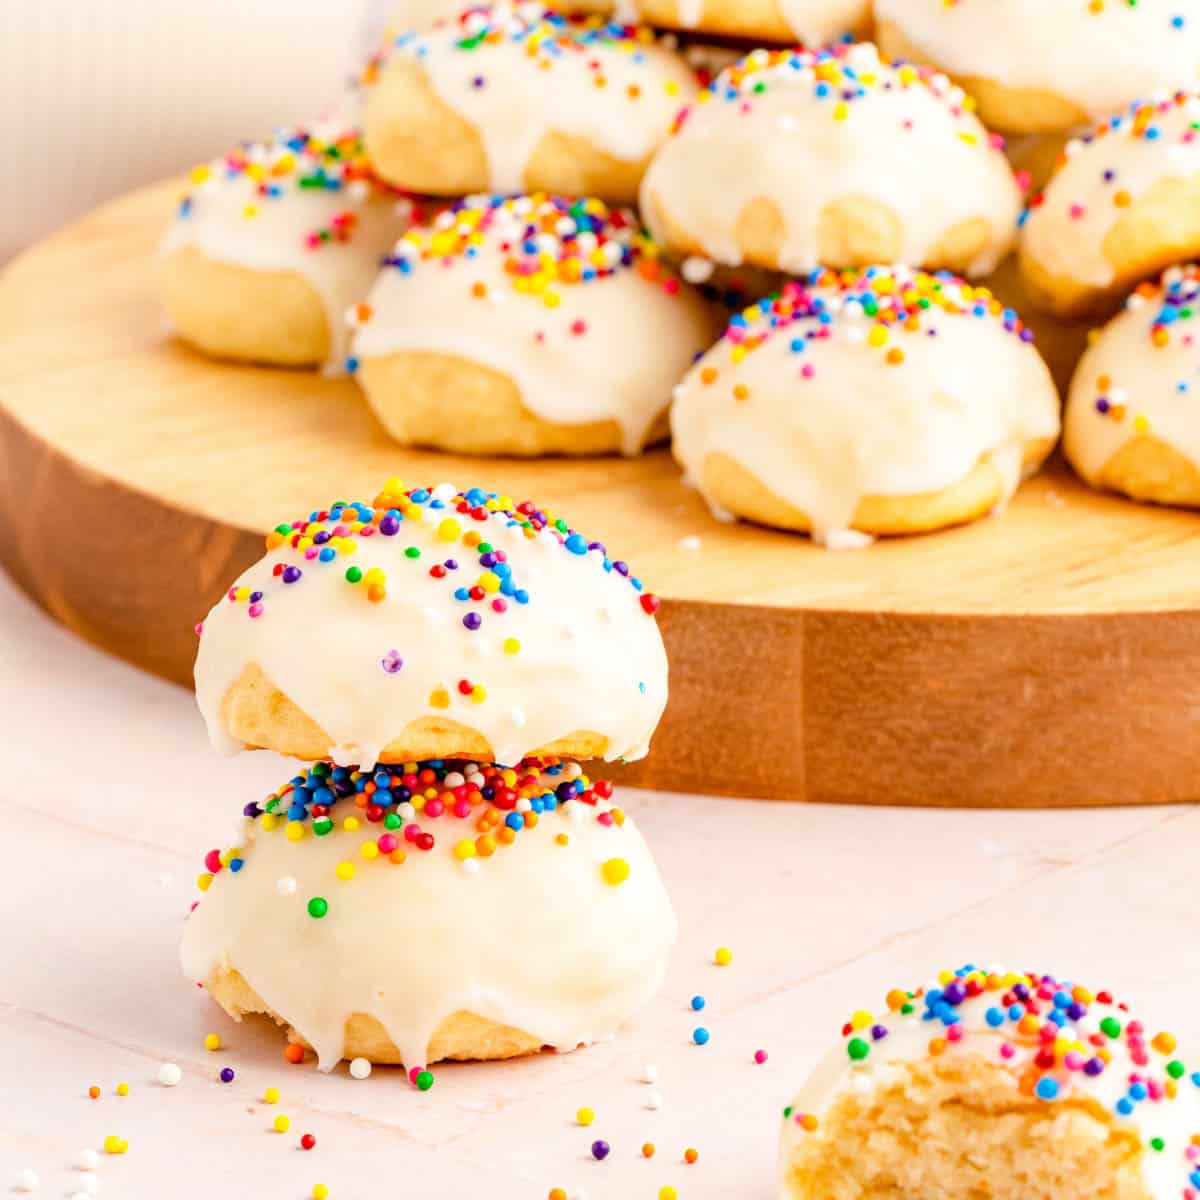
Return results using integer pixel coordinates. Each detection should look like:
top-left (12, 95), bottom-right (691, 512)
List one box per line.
top-left (453, 800), bottom-right (472, 819)
top-left (800, 363), bottom-right (815, 379)
top-left (1069, 203), bottom-right (1086, 220)
top-left (304, 548), bottom-right (318, 560)
top-left (597, 811), bottom-right (614, 826)
top-left (1187, 1144), bottom-right (1200, 1162)
top-left (408, 1066), bottom-right (424, 1085)
top-left (205, 850), bottom-right (222, 873)
top-left (1015, 170), bottom-right (1031, 192)
top-left (492, 599), bottom-right (507, 613)
top-left (305, 232), bottom-right (321, 249)
top-left (424, 799), bottom-right (444, 818)
top-left (1000, 1042), bottom-right (1016, 1060)
top-left (988, 132), bottom-right (1004, 151)
top-left (377, 834), bottom-right (399, 854)
top-left (663, 278), bottom-right (679, 295)
top-left (947, 1024), bottom-right (964, 1043)
top-left (248, 602), bottom-right (264, 618)
top-left (227, 588), bottom-right (238, 601)
top-left (194, 622), bottom-right (204, 636)
top-left (570, 319), bottom-right (587, 336)
top-left (403, 824), bottom-right (421, 843)
top-left (1063, 1052), bottom-right (1084, 1071)
top-left (754, 1050), bottom-right (768, 1065)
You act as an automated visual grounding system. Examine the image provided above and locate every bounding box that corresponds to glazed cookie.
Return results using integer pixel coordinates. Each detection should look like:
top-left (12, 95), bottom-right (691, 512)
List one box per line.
top-left (1019, 94), bottom-right (1200, 320)
top-left (351, 194), bottom-right (721, 457)
top-left (779, 965), bottom-right (1200, 1200)
top-left (640, 43), bottom-right (1022, 278)
top-left (670, 266), bottom-right (1060, 546)
top-left (361, 4), bottom-right (697, 204)
top-left (1065, 265), bottom-right (1200, 507)
top-left (182, 758), bottom-right (676, 1070)
top-left (194, 481), bottom-right (668, 768)
top-left (877, 0), bottom-right (1200, 136)
top-left (161, 128), bottom-right (413, 370)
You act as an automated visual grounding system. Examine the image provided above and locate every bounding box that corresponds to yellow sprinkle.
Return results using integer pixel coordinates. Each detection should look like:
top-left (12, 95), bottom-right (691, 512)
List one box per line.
top-left (715, 946), bottom-right (733, 966)
top-left (867, 326), bottom-right (888, 348)
top-left (103, 1135), bottom-right (128, 1155)
top-left (264, 1087), bottom-right (280, 1104)
top-left (360, 842), bottom-right (380, 861)
top-left (197, 873), bottom-right (213, 892)
top-left (850, 1010), bottom-right (873, 1031)
top-left (1133, 414), bottom-right (1150, 434)
top-left (659, 1188), bottom-right (677, 1200)
top-left (437, 517), bottom-right (462, 541)
top-left (260, 813), bottom-right (278, 832)
top-left (204, 1033), bottom-right (222, 1052)
top-left (576, 1106), bottom-right (595, 1126)
top-left (454, 839), bottom-right (478, 861)
top-left (243, 203), bottom-right (258, 219)
top-left (274, 1115), bottom-right (291, 1133)
top-left (470, 685), bottom-right (487, 704)
top-left (503, 637), bottom-right (521, 655)
top-left (312, 1187), bottom-right (329, 1200)
top-left (478, 571), bottom-right (501, 593)
top-left (832, 101), bottom-right (848, 121)
top-left (285, 821), bottom-right (305, 842)
top-left (335, 861), bottom-right (356, 881)
top-left (430, 688), bottom-right (451, 709)
top-left (343, 816), bottom-right (360, 832)
top-left (600, 858), bottom-right (630, 886)
top-left (190, 164), bottom-right (210, 184)
top-left (116, 1082), bottom-right (129, 1096)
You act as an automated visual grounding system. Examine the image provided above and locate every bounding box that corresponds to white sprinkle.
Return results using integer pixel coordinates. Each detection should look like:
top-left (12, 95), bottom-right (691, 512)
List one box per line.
top-left (510, 706), bottom-right (528, 728)
top-left (157, 1061), bottom-right (182, 1087)
top-left (349, 1057), bottom-right (372, 1080)
top-left (13, 1168), bottom-right (38, 1192)
top-left (645, 1089), bottom-right (663, 1110)
top-left (678, 535), bottom-right (702, 552)
top-left (77, 1151), bottom-right (100, 1171)
top-left (563, 761), bottom-right (583, 780)
top-left (516, 797), bottom-right (532, 812)
top-left (398, 802), bottom-right (417, 821)
top-left (76, 1174), bottom-right (101, 1196)
top-left (443, 771), bottom-right (465, 789)
top-left (432, 482), bottom-right (458, 502)
top-left (461, 858), bottom-right (480, 875)
top-left (421, 606), bottom-right (447, 626)
top-left (276, 876), bottom-right (297, 897)
top-left (641, 1063), bottom-right (659, 1084)
top-left (681, 256), bottom-right (715, 285)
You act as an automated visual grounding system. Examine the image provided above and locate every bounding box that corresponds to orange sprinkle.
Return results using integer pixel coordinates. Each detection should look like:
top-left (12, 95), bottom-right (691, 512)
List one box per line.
top-left (284, 1044), bottom-right (305, 1064)
top-left (700, 367), bottom-right (718, 385)
top-left (642, 1143), bottom-right (655, 1158)
top-left (88, 1086), bottom-right (101, 1100)
top-left (684, 1148), bottom-right (699, 1164)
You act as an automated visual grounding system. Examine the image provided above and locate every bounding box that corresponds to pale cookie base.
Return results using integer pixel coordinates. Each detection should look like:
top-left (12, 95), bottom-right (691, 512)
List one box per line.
top-left (1070, 434), bottom-right (1200, 509)
top-left (647, 191), bottom-right (997, 276)
top-left (875, 20), bottom-right (1091, 136)
top-left (218, 662), bottom-right (612, 764)
top-left (206, 965), bottom-right (544, 1065)
top-left (701, 438), bottom-right (1055, 537)
top-left (636, 0), bottom-right (872, 42)
top-left (982, 254), bottom-right (1089, 397)
top-left (357, 352), bottom-right (668, 457)
top-left (781, 1056), bottom-right (1150, 1200)
top-left (1020, 175), bottom-right (1200, 320)
top-left (161, 245), bottom-right (330, 367)
top-left (363, 56), bottom-right (650, 204)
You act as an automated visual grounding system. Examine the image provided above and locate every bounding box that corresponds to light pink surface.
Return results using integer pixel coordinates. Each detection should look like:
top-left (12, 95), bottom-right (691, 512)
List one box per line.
top-left (2, 565), bottom-right (1196, 1199)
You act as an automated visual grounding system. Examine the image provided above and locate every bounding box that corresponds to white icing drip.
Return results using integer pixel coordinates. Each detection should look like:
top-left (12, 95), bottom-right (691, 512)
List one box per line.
top-left (779, 977), bottom-right (1200, 1199)
top-left (1020, 97), bottom-right (1200, 291)
top-left (391, 6), bottom-right (697, 193)
top-left (193, 488), bottom-right (669, 767)
top-left (875, 0), bottom-right (1200, 123)
top-left (181, 791), bottom-right (676, 1071)
top-left (351, 207), bottom-right (720, 456)
top-left (776, 0), bottom-right (871, 44)
top-left (640, 43), bottom-right (1022, 277)
top-left (161, 133), bottom-right (411, 369)
top-left (670, 276), bottom-right (1060, 545)
top-left (1065, 268), bottom-right (1200, 486)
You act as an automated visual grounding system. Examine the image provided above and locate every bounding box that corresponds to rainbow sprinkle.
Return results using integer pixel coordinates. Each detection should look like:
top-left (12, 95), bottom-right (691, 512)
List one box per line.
top-left (201, 482), bottom-right (658, 628)
top-left (175, 128), bottom-right (402, 250)
top-left (194, 758), bottom-right (625, 908)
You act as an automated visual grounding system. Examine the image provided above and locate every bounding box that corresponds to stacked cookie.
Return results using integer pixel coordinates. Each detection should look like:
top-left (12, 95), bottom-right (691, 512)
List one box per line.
top-left (182, 480), bottom-right (677, 1072)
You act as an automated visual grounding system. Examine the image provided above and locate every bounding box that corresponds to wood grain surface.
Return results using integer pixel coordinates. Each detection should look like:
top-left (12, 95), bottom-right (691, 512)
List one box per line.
top-left (2, 180), bottom-right (1199, 805)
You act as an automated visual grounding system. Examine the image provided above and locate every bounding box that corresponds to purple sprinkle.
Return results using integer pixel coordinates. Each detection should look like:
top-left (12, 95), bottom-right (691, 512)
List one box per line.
top-left (282, 566), bottom-right (302, 584)
top-left (379, 516), bottom-right (400, 536)
top-left (871, 1024), bottom-right (889, 1041)
top-left (381, 650), bottom-right (404, 674)
top-left (613, 561), bottom-right (630, 577)
top-left (472, 75), bottom-right (485, 88)
top-left (249, 591), bottom-right (263, 603)
top-left (463, 612), bottom-right (482, 631)
top-left (444, 559), bottom-right (458, 570)
top-left (219, 1068), bottom-right (235, 1083)
top-left (243, 802), bottom-right (262, 818)
top-left (313, 531), bottom-right (330, 545)
top-left (590, 1140), bottom-right (610, 1161)
top-left (479, 552), bottom-right (496, 567)
top-left (1096, 397), bottom-right (1110, 414)
top-left (1084, 1058), bottom-right (1105, 1077)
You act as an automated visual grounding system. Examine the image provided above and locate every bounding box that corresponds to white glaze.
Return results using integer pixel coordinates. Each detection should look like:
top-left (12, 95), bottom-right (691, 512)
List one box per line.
top-left (664, 0), bottom-right (868, 43)
top-left (670, 269), bottom-right (1060, 545)
top-left (875, 0), bottom-right (1200, 125)
top-left (384, 3), bottom-right (697, 193)
top-left (778, 969), bottom-right (1200, 1200)
top-left (640, 43), bottom-right (1022, 277)
top-left (161, 127), bottom-right (412, 369)
top-left (181, 770), bottom-right (677, 1071)
top-left (352, 195), bottom-right (720, 455)
top-left (193, 484), bottom-right (669, 767)
top-left (1020, 95), bottom-right (1200, 292)
top-left (1065, 265), bottom-right (1200, 486)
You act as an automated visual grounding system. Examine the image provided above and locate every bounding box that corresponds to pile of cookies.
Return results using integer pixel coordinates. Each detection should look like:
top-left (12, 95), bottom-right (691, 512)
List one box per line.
top-left (183, 479), bottom-right (677, 1074)
top-left (159, 0), bottom-right (1200, 545)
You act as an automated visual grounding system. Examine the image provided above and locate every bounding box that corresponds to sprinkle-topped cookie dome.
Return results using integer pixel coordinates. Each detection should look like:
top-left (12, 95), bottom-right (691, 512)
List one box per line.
top-left (362, 2), bottom-right (697, 202)
top-left (780, 965), bottom-right (1200, 1200)
top-left (182, 756), bottom-right (677, 1071)
top-left (1065, 263), bottom-right (1200, 506)
top-left (351, 194), bottom-right (721, 456)
top-left (640, 41), bottom-right (1022, 277)
top-left (161, 126), bottom-right (413, 368)
top-left (671, 266), bottom-right (1060, 545)
top-left (194, 481), bottom-right (668, 768)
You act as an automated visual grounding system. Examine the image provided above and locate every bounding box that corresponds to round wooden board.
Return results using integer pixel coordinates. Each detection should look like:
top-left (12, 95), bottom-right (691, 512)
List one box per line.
top-left (3, 181), bottom-right (1200, 806)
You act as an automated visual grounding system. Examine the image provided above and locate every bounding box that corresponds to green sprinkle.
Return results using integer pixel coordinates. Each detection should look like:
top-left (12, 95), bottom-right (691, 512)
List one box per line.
top-left (307, 897), bottom-right (329, 919)
top-left (345, 565), bottom-right (363, 583)
top-left (1100, 1017), bottom-right (1122, 1039)
top-left (384, 813), bottom-right (402, 830)
top-left (1150, 1137), bottom-right (1165, 1152)
top-left (416, 1070), bottom-right (434, 1091)
top-left (847, 1038), bottom-right (870, 1062)
top-left (404, 546), bottom-right (420, 559)
top-left (783, 1106), bottom-right (793, 1118)
top-left (313, 818), bottom-right (333, 837)
top-left (1167, 1060), bottom-right (1186, 1080)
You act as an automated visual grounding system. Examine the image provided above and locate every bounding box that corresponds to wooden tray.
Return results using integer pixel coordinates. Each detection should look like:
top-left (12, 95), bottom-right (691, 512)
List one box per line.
top-left (3, 180), bottom-right (1200, 806)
